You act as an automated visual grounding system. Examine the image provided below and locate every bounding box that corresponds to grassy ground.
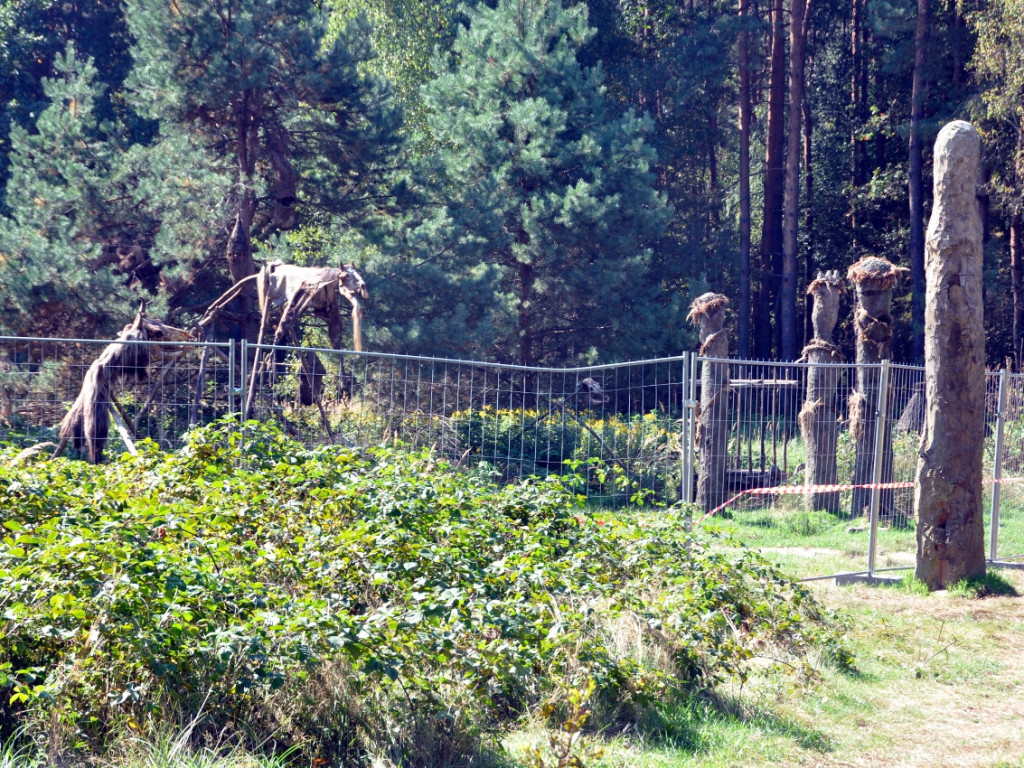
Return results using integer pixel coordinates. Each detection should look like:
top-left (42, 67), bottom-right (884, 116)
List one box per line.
top-left (507, 569), bottom-right (1024, 768)
top-left (701, 489), bottom-right (1024, 580)
top-left (504, 495), bottom-right (1024, 768)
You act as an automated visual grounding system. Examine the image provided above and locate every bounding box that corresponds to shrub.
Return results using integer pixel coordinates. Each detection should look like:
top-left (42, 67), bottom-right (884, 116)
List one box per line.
top-left (0, 419), bottom-right (842, 765)
top-left (451, 407), bottom-right (680, 502)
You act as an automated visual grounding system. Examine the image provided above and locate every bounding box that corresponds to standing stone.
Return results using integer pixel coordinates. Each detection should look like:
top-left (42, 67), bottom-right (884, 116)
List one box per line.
top-left (688, 293), bottom-right (730, 512)
top-left (847, 256), bottom-right (907, 521)
top-left (798, 271), bottom-right (844, 512)
top-left (915, 120), bottom-right (986, 589)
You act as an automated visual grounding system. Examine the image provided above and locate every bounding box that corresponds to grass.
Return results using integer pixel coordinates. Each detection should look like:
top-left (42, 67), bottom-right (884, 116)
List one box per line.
top-left (948, 571), bottom-right (1020, 598)
top-left (506, 568), bottom-right (1024, 768)
top-left (700, 495), bottom-right (920, 580)
top-left (0, 728), bottom-right (298, 768)
top-left (505, 495), bottom-right (1024, 768)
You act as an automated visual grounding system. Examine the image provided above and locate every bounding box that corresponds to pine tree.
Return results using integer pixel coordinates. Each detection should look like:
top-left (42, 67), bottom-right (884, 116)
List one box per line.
top-left (0, 46), bottom-right (159, 337)
top-left (380, 0), bottom-right (669, 365)
top-left (0, 0), bottom-right (135, 197)
top-left (124, 0), bottom-right (405, 327)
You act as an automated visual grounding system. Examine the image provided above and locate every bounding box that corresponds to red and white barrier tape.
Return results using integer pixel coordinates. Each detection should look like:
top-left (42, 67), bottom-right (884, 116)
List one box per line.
top-left (695, 475), bottom-right (1024, 525)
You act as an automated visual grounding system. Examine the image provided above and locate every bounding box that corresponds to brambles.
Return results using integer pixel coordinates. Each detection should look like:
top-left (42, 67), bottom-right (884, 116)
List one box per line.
top-left (0, 419), bottom-right (842, 765)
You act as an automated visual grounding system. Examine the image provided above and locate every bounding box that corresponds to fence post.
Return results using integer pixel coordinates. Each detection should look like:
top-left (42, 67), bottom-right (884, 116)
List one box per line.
top-left (685, 352), bottom-right (699, 509)
top-left (240, 339), bottom-right (248, 420)
top-left (990, 367), bottom-right (1009, 562)
top-left (680, 352), bottom-right (690, 511)
top-left (867, 359), bottom-right (891, 578)
top-left (228, 342), bottom-right (236, 416)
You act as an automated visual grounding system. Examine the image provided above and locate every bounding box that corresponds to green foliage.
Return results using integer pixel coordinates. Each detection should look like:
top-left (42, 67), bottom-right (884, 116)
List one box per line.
top-left (326, 0), bottom-right (462, 137)
top-left (896, 574), bottom-right (931, 596)
top-left (451, 407), bottom-right (679, 500)
top-left (525, 679), bottom-right (604, 768)
top-left (372, 0), bottom-right (670, 365)
top-left (124, 0), bottom-right (405, 305)
top-left (0, 46), bottom-right (165, 337)
top-left (0, 419), bottom-right (839, 764)
top-left (0, 0), bottom-right (135, 198)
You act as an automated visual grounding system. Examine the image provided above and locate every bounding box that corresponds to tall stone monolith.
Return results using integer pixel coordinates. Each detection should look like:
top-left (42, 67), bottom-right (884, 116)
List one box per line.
top-left (915, 120), bottom-right (986, 589)
top-left (688, 293), bottom-right (730, 512)
top-left (798, 271), bottom-right (844, 512)
top-left (848, 256), bottom-right (906, 521)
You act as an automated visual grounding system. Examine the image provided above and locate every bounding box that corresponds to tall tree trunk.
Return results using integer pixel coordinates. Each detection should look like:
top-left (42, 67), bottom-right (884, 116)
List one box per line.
top-left (738, 0), bottom-right (752, 359)
top-left (227, 92), bottom-right (260, 285)
top-left (908, 0), bottom-right (930, 364)
top-left (518, 261), bottom-right (534, 367)
top-left (1011, 212), bottom-right (1024, 370)
top-left (758, 0), bottom-right (786, 359)
top-left (689, 294), bottom-right (731, 512)
top-left (915, 121), bottom-right (986, 590)
top-left (850, 0), bottom-right (867, 247)
top-left (708, 112), bottom-right (719, 230)
top-left (799, 272), bottom-right (843, 512)
top-left (803, 51), bottom-right (815, 347)
top-left (781, 0), bottom-right (810, 362)
top-left (848, 257), bottom-right (903, 521)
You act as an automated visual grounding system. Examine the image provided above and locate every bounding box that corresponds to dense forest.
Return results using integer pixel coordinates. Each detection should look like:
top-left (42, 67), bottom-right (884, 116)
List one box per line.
top-left (0, 0), bottom-right (1020, 368)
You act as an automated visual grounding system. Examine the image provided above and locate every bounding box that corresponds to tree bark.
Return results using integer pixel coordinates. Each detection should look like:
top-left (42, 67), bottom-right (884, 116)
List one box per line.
top-left (915, 120), bottom-right (986, 590)
top-left (782, 0), bottom-right (810, 362)
top-left (227, 91), bottom-right (260, 285)
top-left (738, 0), bottom-right (752, 359)
top-left (757, 0), bottom-right (786, 360)
top-left (689, 294), bottom-right (731, 513)
top-left (1011, 212), bottom-right (1024, 370)
top-left (849, 0), bottom-right (867, 246)
top-left (803, 48), bottom-right (815, 347)
top-left (848, 257), bottom-right (903, 520)
top-left (908, 0), bottom-right (930, 365)
top-left (799, 272), bottom-right (843, 512)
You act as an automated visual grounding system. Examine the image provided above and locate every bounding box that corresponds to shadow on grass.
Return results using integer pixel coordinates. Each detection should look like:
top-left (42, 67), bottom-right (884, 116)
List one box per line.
top-left (949, 571), bottom-right (1019, 598)
top-left (593, 692), bottom-right (832, 756)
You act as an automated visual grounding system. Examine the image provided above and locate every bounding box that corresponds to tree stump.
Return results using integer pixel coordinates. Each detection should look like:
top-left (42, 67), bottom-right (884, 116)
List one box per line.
top-left (689, 293), bottom-right (731, 512)
top-left (915, 120), bottom-right (987, 589)
top-left (798, 271), bottom-right (844, 512)
top-left (847, 256), bottom-right (906, 520)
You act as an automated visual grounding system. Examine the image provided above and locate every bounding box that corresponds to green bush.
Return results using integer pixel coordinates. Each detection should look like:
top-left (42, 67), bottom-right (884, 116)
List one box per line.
top-left (0, 419), bottom-right (842, 765)
top-left (451, 407), bottom-right (680, 502)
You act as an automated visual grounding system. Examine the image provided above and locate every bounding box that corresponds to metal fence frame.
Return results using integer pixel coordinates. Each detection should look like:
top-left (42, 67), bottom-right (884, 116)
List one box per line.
top-left (3, 333), bottom-right (1024, 581)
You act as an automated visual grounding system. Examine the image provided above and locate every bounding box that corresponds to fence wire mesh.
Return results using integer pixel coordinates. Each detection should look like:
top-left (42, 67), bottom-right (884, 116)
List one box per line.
top-left (0, 336), bottom-right (234, 456)
top-left (989, 370), bottom-right (1024, 563)
top-left (689, 358), bottom-right (926, 578)
top-left (244, 344), bottom-right (691, 507)
top-left (3, 334), bottom-right (1023, 579)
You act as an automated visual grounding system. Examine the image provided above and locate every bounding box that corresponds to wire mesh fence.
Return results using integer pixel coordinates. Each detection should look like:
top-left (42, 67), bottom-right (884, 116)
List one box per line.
top-left (0, 336), bottom-right (234, 455)
top-left (3, 333), bottom-right (1024, 579)
top-left (989, 370), bottom-right (1024, 564)
top-left (244, 344), bottom-right (692, 506)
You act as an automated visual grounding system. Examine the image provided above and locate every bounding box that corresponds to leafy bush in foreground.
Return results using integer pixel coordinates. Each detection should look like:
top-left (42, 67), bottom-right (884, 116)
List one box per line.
top-left (0, 419), bottom-right (840, 766)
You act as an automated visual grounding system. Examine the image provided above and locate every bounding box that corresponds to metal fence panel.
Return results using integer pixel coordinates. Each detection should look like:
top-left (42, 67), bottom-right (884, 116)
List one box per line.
top-left (7, 334), bottom-right (1024, 579)
top-left (990, 371), bottom-right (1024, 563)
top-left (243, 345), bottom-right (692, 506)
top-left (0, 336), bottom-right (233, 455)
top-left (691, 357), bottom-right (925, 580)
